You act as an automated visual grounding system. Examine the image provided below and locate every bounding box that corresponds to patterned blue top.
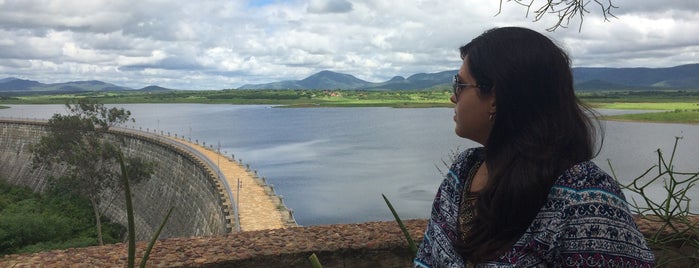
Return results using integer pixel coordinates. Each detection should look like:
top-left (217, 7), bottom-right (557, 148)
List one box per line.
top-left (414, 148), bottom-right (655, 267)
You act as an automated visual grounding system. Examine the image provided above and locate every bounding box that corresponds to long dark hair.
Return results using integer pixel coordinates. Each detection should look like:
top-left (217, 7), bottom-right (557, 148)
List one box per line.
top-left (458, 27), bottom-right (600, 261)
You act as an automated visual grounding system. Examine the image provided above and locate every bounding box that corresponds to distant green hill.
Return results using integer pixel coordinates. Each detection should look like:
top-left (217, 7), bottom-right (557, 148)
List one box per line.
top-left (0, 78), bottom-right (131, 92)
top-left (237, 70), bottom-right (455, 90)
top-left (0, 78), bottom-right (173, 95)
top-left (3, 63), bottom-right (698, 92)
top-left (572, 63), bottom-right (699, 90)
top-left (0, 77), bottom-right (43, 91)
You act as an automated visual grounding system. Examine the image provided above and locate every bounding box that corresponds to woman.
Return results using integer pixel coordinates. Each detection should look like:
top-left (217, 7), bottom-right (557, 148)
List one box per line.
top-left (414, 27), bottom-right (655, 267)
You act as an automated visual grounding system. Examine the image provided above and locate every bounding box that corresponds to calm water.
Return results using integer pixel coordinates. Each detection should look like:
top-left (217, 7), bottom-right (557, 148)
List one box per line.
top-left (2, 104), bottom-right (698, 226)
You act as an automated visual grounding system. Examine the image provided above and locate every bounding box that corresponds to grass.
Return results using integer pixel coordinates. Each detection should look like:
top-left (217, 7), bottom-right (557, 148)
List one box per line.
top-left (591, 102), bottom-right (699, 110)
top-left (612, 137), bottom-right (699, 266)
top-left (580, 91), bottom-right (699, 124)
top-left (603, 110), bottom-right (699, 124)
top-left (589, 100), bottom-right (699, 124)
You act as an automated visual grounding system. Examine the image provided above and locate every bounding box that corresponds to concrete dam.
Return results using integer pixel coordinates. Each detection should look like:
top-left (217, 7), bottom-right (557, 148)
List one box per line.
top-left (0, 119), bottom-right (234, 240)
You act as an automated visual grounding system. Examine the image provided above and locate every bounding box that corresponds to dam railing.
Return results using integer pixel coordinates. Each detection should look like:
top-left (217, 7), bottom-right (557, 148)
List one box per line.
top-left (114, 126), bottom-right (241, 232)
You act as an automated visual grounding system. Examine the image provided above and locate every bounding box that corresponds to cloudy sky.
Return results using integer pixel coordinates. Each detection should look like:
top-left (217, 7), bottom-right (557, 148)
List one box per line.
top-left (1, 0), bottom-right (698, 90)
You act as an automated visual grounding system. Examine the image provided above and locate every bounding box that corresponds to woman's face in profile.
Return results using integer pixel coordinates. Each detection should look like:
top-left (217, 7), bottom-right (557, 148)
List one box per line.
top-left (451, 57), bottom-right (495, 145)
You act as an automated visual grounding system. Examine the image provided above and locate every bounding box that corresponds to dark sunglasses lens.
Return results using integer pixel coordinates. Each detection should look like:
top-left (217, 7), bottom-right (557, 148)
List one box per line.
top-left (453, 75), bottom-right (458, 96)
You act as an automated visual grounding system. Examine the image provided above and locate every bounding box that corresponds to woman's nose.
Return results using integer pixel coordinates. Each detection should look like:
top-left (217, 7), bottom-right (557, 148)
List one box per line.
top-left (450, 93), bottom-right (457, 104)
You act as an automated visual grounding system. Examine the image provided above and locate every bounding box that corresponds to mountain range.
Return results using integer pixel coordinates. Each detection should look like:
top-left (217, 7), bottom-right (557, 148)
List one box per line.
top-left (237, 70), bottom-right (456, 90)
top-left (238, 64), bottom-right (699, 91)
top-left (0, 78), bottom-right (170, 94)
top-left (2, 63), bottom-right (698, 93)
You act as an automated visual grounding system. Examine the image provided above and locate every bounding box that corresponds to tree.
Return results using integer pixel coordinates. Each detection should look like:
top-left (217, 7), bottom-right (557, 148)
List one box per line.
top-left (30, 99), bottom-right (154, 245)
top-left (499, 0), bottom-right (618, 31)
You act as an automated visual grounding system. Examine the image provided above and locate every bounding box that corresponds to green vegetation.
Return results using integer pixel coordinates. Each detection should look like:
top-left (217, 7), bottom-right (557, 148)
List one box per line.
top-left (604, 110), bottom-right (699, 124)
top-left (578, 90), bottom-right (699, 104)
top-left (308, 253), bottom-right (323, 268)
top-left (382, 193), bottom-right (417, 255)
top-left (579, 90), bottom-right (699, 124)
top-left (592, 102), bottom-right (699, 110)
top-left (612, 137), bottom-right (699, 267)
top-left (0, 89), bottom-right (454, 108)
top-left (0, 180), bottom-right (124, 256)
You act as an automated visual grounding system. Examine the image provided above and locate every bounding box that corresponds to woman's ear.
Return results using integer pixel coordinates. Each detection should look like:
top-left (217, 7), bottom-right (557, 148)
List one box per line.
top-left (487, 95), bottom-right (497, 122)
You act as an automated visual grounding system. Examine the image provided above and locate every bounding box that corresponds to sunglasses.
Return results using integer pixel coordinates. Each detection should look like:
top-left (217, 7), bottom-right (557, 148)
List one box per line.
top-left (452, 74), bottom-right (484, 99)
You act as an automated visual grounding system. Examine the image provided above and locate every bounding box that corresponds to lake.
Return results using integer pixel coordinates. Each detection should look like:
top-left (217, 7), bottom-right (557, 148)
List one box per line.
top-left (2, 104), bottom-right (698, 226)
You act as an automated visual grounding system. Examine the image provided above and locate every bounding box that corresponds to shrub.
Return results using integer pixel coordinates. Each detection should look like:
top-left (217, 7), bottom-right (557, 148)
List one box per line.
top-left (0, 182), bottom-right (125, 256)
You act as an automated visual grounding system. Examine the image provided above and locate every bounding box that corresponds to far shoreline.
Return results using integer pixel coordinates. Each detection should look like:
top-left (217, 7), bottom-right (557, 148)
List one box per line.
top-left (1, 88), bottom-right (698, 124)
top-left (1, 102), bottom-right (698, 125)
top-left (601, 116), bottom-right (699, 126)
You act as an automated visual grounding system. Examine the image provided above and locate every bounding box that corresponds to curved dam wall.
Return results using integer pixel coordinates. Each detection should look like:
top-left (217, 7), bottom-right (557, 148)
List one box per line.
top-left (0, 119), bottom-right (232, 240)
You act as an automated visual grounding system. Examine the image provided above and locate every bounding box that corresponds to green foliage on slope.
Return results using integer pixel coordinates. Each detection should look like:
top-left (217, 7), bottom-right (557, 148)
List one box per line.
top-left (0, 180), bottom-right (124, 256)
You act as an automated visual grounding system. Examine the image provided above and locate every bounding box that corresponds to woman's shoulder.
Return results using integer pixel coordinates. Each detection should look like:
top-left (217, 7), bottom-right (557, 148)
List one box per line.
top-left (454, 147), bottom-right (484, 165)
top-left (552, 160), bottom-right (625, 197)
top-left (456, 147), bottom-right (484, 159)
top-left (544, 161), bottom-right (637, 228)
top-left (537, 161), bottom-right (656, 266)
top-left (546, 161), bottom-right (632, 221)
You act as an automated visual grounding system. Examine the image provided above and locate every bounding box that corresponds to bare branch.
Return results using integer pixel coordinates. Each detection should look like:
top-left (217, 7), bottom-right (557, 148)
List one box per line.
top-left (498, 0), bottom-right (618, 32)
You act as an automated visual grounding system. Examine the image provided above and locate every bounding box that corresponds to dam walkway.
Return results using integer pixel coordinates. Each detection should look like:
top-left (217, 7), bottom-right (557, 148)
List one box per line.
top-left (166, 136), bottom-right (295, 231)
top-left (116, 126), bottom-right (296, 232)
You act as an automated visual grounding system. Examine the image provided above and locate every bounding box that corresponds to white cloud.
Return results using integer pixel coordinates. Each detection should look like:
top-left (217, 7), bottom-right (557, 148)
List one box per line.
top-left (0, 0), bottom-right (697, 89)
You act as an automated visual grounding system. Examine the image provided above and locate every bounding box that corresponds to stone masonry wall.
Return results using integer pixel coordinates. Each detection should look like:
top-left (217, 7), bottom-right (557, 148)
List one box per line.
top-left (0, 120), bottom-right (60, 191)
top-left (2, 220), bottom-right (426, 268)
top-left (0, 119), bottom-right (230, 240)
top-left (3, 218), bottom-right (695, 267)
